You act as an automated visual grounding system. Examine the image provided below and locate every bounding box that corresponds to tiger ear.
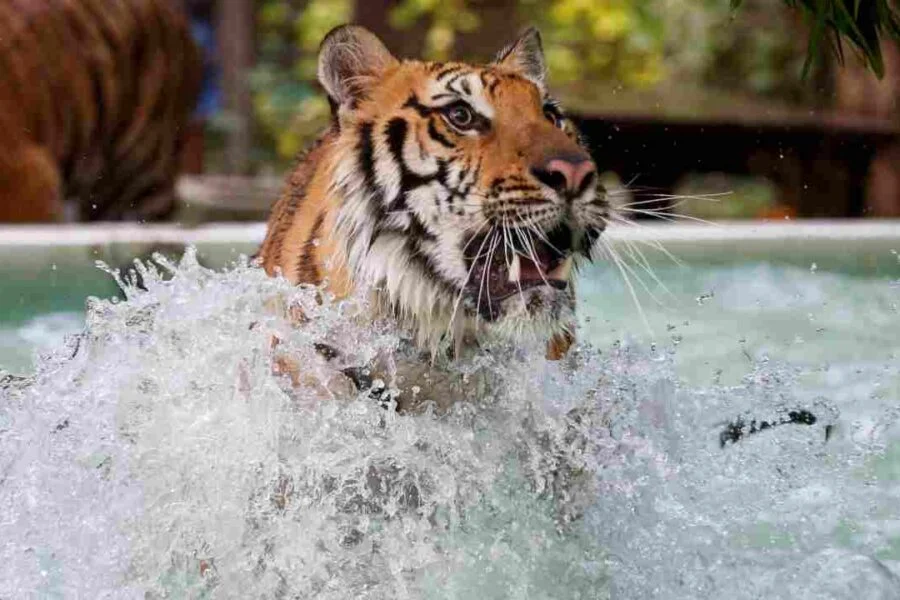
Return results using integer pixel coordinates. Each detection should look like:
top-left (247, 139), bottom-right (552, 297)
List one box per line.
top-left (317, 25), bottom-right (398, 106)
top-left (494, 27), bottom-right (547, 90)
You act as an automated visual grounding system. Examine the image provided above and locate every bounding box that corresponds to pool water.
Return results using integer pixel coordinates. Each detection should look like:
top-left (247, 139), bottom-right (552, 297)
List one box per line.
top-left (1, 240), bottom-right (899, 599)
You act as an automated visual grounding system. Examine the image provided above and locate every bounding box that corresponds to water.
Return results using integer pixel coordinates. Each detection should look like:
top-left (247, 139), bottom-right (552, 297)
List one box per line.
top-left (1, 246), bottom-right (899, 599)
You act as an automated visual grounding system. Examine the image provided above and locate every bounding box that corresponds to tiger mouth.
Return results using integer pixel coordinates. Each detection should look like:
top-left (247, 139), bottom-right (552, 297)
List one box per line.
top-left (462, 223), bottom-right (574, 320)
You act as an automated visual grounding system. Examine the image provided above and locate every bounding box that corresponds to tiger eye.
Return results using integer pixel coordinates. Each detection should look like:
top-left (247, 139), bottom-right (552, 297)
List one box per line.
top-left (447, 104), bottom-right (474, 128)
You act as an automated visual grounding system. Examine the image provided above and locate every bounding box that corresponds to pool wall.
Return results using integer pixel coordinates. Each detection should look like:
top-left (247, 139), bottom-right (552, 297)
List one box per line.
top-left (1, 220), bottom-right (899, 274)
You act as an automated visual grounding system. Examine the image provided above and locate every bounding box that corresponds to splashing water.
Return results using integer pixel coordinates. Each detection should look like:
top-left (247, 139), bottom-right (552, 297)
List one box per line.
top-left (1, 248), bottom-right (899, 599)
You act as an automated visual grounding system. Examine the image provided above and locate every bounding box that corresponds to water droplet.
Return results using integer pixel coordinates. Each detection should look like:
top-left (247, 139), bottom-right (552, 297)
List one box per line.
top-left (695, 291), bottom-right (715, 306)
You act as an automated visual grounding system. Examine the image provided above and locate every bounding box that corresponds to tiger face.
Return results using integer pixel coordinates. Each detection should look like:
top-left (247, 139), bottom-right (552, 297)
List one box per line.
top-left (261, 25), bottom-right (607, 355)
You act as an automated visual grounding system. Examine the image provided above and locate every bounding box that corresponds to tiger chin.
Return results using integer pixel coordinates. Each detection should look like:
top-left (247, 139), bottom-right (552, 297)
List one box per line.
top-left (258, 24), bottom-right (608, 406)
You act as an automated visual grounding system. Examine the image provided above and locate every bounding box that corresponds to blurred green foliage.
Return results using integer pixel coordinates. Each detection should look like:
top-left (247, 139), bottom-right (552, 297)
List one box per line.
top-left (521, 0), bottom-right (666, 87)
top-left (390, 0), bottom-right (480, 59)
top-left (249, 0), bottom-right (894, 166)
top-left (253, 0), bottom-right (350, 163)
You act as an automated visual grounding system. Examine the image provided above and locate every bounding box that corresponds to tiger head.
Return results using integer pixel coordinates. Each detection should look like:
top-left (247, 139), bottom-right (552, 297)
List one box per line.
top-left (263, 25), bottom-right (608, 356)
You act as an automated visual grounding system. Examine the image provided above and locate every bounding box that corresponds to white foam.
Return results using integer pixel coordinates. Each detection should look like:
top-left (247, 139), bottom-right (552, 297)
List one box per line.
top-left (1, 248), bottom-right (899, 599)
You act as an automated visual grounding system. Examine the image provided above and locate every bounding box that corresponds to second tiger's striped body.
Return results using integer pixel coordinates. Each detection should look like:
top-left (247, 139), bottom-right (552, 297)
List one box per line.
top-left (0, 0), bottom-right (200, 222)
top-left (259, 25), bottom-right (607, 358)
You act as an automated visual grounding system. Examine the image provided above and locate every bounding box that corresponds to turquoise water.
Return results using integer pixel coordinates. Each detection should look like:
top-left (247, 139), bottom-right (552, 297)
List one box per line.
top-left (0, 244), bottom-right (899, 598)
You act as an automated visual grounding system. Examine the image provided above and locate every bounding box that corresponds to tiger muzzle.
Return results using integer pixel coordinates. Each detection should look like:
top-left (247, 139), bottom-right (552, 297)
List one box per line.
top-left (462, 222), bottom-right (576, 321)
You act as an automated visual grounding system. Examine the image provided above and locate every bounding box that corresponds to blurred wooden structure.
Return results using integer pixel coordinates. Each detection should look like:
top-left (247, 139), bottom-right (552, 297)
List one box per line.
top-left (576, 108), bottom-right (899, 218)
top-left (216, 0), bottom-right (255, 174)
top-left (175, 175), bottom-right (281, 221)
top-left (835, 43), bottom-right (900, 217)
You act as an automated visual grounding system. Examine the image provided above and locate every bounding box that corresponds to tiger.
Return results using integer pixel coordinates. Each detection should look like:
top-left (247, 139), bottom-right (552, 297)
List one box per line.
top-left (0, 0), bottom-right (201, 223)
top-left (259, 24), bottom-right (606, 398)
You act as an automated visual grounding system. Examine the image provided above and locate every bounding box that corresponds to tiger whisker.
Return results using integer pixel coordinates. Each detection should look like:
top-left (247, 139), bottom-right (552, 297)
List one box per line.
top-left (616, 207), bottom-right (721, 227)
top-left (501, 217), bottom-right (528, 311)
top-left (607, 239), bottom-right (667, 307)
top-left (611, 192), bottom-right (730, 206)
top-left (447, 225), bottom-right (495, 337)
top-left (615, 236), bottom-right (676, 302)
top-left (476, 231), bottom-right (501, 321)
top-left (482, 231), bottom-right (502, 317)
top-left (599, 236), bottom-right (653, 336)
top-left (605, 213), bottom-right (685, 268)
top-left (459, 219), bottom-right (491, 258)
top-left (516, 226), bottom-right (554, 289)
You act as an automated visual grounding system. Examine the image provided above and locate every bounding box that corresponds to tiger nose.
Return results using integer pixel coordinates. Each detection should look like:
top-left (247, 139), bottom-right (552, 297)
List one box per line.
top-left (531, 154), bottom-right (596, 198)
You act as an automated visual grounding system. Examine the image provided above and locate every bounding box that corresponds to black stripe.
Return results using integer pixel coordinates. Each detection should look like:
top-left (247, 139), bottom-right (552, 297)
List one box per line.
top-left (385, 118), bottom-right (409, 166)
top-left (358, 120), bottom-right (388, 230)
top-left (385, 117), bottom-right (411, 213)
top-left (408, 212), bottom-right (437, 242)
top-left (369, 229), bottom-right (457, 299)
top-left (403, 94), bottom-right (433, 118)
top-left (444, 71), bottom-right (467, 90)
top-left (358, 121), bottom-right (377, 190)
top-left (427, 119), bottom-right (454, 148)
top-left (435, 65), bottom-right (463, 81)
top-left (495, 184), bottom-right (542, 194)
top-left (298, 211), bottom-right (325, 283)
top-left (385, 118), bottom-right (434, 207)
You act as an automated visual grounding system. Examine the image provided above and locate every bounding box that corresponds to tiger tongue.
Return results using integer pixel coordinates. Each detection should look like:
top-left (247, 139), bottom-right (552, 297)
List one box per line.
top-left (517, 242), bottom-right (557, 280)
top-left (518, 256), bottom-right (546, 281)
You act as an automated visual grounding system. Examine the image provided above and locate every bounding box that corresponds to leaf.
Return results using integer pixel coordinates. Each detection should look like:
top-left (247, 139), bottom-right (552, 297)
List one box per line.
top-left (774, 0), bottom-right (900, 79)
